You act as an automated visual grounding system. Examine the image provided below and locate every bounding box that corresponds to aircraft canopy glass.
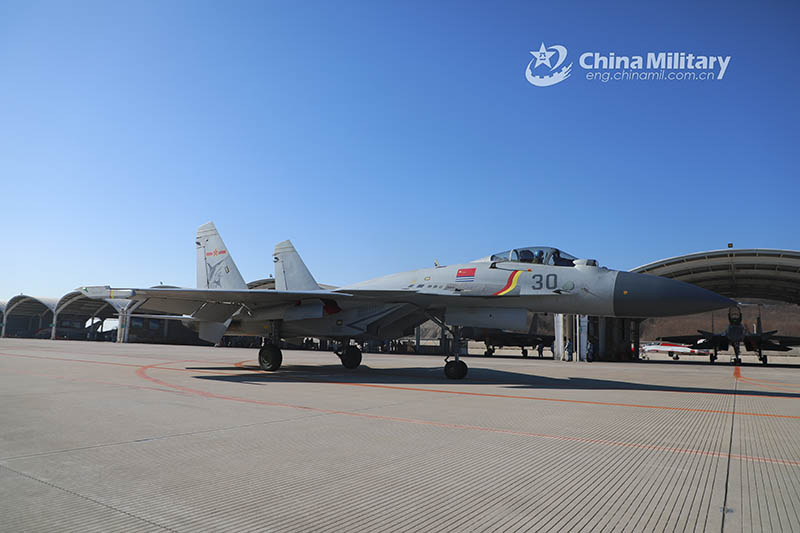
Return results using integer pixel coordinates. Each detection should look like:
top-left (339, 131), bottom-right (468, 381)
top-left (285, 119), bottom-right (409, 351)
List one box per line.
top-left (490, 247), bottom-right (577, 266)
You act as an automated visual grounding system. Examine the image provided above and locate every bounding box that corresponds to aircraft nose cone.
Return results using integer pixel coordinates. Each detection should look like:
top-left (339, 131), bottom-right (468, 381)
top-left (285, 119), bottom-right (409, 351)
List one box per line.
top-left (613, 271), bottom-right (735, 317)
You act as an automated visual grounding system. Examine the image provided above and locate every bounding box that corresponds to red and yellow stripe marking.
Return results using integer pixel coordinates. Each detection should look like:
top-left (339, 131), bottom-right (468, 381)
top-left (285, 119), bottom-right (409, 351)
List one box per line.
top-left (494, 270), bottom-right (522, 296)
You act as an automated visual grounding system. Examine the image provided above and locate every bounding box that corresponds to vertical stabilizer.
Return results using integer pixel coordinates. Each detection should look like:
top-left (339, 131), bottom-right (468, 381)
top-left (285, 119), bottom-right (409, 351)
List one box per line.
top-left (196, 222), bottom-right (247, 290)
top-left (274, 240), bottom-right (320, 291)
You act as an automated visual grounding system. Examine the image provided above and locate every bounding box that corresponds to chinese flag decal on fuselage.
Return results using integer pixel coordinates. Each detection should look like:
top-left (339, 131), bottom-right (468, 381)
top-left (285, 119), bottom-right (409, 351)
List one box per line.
top-left (456, 268), bottom-right (476, 282)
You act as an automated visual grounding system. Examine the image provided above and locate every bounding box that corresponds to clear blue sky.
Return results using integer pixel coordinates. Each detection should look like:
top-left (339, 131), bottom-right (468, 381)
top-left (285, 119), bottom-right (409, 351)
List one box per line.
top-left (2, 0), bottom-right (799, 299)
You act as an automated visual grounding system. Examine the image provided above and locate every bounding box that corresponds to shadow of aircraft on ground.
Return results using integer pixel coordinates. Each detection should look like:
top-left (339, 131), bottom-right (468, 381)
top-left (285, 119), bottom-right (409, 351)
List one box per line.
top-left (186, 359), bottom-right (800, 400)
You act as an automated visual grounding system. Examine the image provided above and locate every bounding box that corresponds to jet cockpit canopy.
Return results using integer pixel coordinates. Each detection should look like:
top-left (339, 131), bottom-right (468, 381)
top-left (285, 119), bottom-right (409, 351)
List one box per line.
top-left (487, 247), bottom-right (577, 266)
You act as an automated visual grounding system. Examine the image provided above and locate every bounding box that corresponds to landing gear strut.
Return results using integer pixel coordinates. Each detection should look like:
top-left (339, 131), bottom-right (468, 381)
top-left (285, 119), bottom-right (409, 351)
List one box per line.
top-left (758, 349), bottom-right (768, 365)
top-left (710, 348), bottom-right (717, 364)
top-left (340, 344), bottom-right (362, 369)
top-left (427, 313), bottom-right (468, 379)
top-left (522, 349), bottom-right (529, 358)
top-left (731, 346), bottom-right (742, 366)
top-left (259, 344), bottom-right (283, 371)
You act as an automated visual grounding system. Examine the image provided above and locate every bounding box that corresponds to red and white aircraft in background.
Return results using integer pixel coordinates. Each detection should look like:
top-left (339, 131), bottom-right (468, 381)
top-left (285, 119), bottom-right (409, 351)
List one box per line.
top-left (641, 342), bottom-right (711, 360)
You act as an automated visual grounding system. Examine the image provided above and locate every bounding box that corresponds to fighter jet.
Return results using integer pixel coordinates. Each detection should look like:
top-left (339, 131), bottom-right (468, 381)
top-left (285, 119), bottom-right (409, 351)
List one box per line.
top-left (459, 325), bottom-right (554, 358)
top-left (660, 306), bottom-right (800, 365)
top-left (81, 222), bottom-right (734, 379)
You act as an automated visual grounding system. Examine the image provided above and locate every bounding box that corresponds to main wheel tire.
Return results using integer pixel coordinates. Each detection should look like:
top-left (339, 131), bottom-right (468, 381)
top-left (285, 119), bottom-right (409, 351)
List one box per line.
top-left (522, 349), bottom-right (529, 358)
top-left (341, 345), bottom-right (362, 369)
top-left (761, 354), bottom-right (768, 365)
top-left (259, 344), bottom-right (283, 371)
top-left (444, 360), bottom-right (468, 380)
top-left (484, 350), bottom-right (491, 357)
top-left (709, 355), bottom-right (716, 364)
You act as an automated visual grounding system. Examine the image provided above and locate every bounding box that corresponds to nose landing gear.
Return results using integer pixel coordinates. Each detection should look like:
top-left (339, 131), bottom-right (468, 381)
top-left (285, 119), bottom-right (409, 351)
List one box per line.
top-left (340, 345), bottom-right (363, 369)
top-left (444, 357), bottom-right (468, 380)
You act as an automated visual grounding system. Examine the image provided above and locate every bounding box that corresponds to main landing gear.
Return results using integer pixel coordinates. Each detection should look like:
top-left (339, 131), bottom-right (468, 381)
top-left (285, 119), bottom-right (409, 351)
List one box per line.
top-left (444, 330), bottom-right (468, 380)
top-left (522, 349), bottom-right (529, 358)
top-left (428, 314), bottom-right (468, 379)
top-left (758, 349), bottom-right (768, 365)
top-left (339, 344), bottom-right (362, 370)
top-left (709, 348), bottom-right (718, 364)
top-left (259, 344), bottom-right (283, 371)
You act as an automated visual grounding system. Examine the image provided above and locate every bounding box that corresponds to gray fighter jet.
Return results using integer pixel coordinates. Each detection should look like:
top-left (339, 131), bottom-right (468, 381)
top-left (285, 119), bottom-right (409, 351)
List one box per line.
top-left (660, 306), bottom-right (800, 365)
top-left (82, 222), bottom-right (734, 379)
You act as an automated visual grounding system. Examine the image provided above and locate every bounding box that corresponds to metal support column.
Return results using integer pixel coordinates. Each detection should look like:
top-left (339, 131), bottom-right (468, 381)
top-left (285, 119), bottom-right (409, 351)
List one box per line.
top-left (577, 315), bottom-right (588, 362)
top-left (553, 313), bottom-right (564, 360)
top-left (118, 301), bottom-right (144, 343)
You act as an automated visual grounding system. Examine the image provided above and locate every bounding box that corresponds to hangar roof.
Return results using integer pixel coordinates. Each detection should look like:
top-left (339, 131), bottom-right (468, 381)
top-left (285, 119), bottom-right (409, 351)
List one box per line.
top-left (56, 291), bottom-right (127, 319)
top-left (632, 249), bottom-right (800, 305)
top-left (5, 295), bottom-right (58, 317)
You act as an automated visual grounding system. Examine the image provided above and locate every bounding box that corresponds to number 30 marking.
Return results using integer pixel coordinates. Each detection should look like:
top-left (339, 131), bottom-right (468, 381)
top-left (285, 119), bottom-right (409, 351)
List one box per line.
top-left (532, 274), bottom-right (558, 290)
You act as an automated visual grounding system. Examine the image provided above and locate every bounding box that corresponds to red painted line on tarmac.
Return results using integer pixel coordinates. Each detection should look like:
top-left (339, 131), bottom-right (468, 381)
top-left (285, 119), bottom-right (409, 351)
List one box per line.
top-left (741, 376), bottom-right (800, 387)
top-left (738, 377), bottom-right (800, 395)
top-left (1, 367), bottom-right (186, 395)
top-left (135, 362), bottom-right (800, 468)
top-left (229, 362), bottom-right (800, 419)
top-left (0, 351), bottom-right (146, 369)
top-left (734, 366), bottom-right (800, 394)
top-left (3, 352), bottom-right (798, 419)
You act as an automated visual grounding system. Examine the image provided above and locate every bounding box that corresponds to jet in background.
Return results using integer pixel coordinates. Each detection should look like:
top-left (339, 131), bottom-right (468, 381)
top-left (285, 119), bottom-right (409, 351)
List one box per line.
top-left (83, 222), bottom-right (735, 379)
top-left (660, 306), bottom-right (800, 365)
top-left (460, 325), bottom-right (554, 358)
top-left (641, 341), bottom-right (711, 360)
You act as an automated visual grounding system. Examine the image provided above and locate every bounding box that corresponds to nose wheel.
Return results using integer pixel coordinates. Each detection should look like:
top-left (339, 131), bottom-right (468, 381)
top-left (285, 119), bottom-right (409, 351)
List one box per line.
top-left (444, 359), bottom-right (468, 380)
top-left (340, 345), bottom-right (362, 369)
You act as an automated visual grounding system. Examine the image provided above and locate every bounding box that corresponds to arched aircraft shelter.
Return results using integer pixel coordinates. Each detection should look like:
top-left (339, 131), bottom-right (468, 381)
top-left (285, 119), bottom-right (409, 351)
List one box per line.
top-left (1, 295), bottom-right (58, 338)
top-left (632, 249), bottom-right (800, 305)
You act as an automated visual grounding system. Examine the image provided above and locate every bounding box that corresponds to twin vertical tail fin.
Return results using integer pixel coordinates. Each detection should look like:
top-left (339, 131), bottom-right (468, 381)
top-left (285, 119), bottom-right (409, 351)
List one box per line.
top-left (273, 240), bottom-right (320, 291)
top-left (196, 222), bottom-right (247, 290)
top-left (194, 222), bottom-right (246, 344)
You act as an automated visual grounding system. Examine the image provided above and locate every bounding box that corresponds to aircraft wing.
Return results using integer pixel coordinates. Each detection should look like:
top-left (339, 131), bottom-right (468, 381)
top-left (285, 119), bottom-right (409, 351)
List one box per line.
top-left (80, 286), bottom-right (350, 313)
top-left (772, 335), bottom-right (800, 348)
top-left (334, 288), bottom-right (459, 301)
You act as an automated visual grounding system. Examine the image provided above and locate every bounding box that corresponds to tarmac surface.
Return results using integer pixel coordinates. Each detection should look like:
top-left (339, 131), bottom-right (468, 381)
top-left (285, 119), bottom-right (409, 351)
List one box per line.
top-left (1, 338), bottom-right (799, 532)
